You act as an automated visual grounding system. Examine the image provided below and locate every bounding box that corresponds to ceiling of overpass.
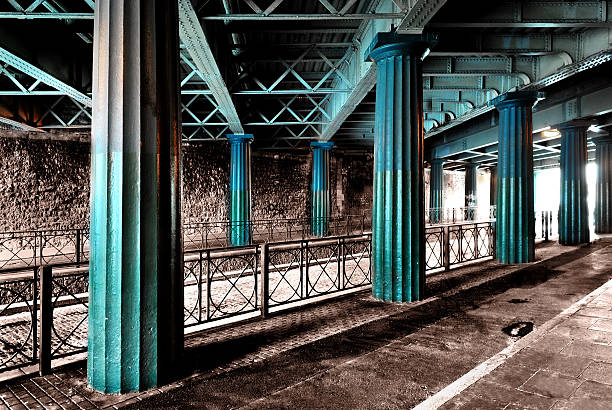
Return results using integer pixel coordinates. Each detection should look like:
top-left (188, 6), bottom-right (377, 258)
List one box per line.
top-left (0, 0), bottom-right (611, 169)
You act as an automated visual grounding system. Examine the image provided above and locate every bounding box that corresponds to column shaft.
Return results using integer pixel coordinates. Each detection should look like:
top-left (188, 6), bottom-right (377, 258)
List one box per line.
top-left (491, 91), bottom-right (542, 263)
top-left (89, 0), bottom-right (182, 393)
top-left (559, 124), bottom-right (590, 245)
top-left (490, 166), bottom-right (498, 206)
top-left (595, 138), bottom-right (612, 233)
top-left (311, 142), bottom-right (333, 236)
top-left (429, 159), bottom-right (445, 224)
top-left (465, 164), bottom-right (478, 220)
top-left (228, 134), bottom-right (253, 246)
top-left (367, 33), bottom-right (435, 302)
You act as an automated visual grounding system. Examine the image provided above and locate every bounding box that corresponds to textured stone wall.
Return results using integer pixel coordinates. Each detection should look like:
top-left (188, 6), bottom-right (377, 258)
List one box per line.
top-left (0, 135), bottom-right (90, 231)
top-left (0, 133), bottom-right (373, 232)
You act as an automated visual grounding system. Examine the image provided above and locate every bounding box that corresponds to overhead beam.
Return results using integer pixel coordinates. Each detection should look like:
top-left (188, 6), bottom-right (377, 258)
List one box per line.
top-left (0, 46), bottom-right (91, 107)
top-left (178, 0), bottom-right (244, 134)
top-left (427, 85), bottom-right (612, 160)
top-left (321, 0), bottom-right (448, 141)
top-left (0, 12), bottom-right (93, 19)
top-left (396, 0), bottom-right (448, 34)
top-left (201, 13), bottom-right (405, 20)
top-left (0, 115), bottom-right (44, 131)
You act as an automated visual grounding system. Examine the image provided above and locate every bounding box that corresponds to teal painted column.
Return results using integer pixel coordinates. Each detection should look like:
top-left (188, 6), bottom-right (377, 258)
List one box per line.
top-left (595, 136), bottom-right (612, 233)
top-left (559, 122), bottom-right (590, 245)
top-left (366, 32), bottom-right (436, 302)
top-left (490, 91), bottom-right (543, 263)
top-left (311, 141), bottom-right (333, 236)
top-left (490, 166), bottom-right (498, 221)
top-left (89, 0), bottom-right (183, 393)
top-left (490, 166), bottom-right (497, 206)
top-left (228, 134), bottom-right (253, 246)
top-left (464, 163), bottom-right (478, 220)
top-left (429, 159), bottom-right (445, 224)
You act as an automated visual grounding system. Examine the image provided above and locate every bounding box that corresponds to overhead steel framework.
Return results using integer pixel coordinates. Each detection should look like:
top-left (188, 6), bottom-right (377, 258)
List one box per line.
top-left (0, 0), bottom-right (611, 157)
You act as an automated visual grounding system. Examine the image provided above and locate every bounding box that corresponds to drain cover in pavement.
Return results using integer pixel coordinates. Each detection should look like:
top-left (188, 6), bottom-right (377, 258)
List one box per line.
top-left (502, 321), bottom-right (534, 338)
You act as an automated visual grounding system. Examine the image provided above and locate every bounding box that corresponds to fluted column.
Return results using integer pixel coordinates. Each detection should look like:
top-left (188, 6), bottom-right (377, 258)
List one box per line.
top-left (490, 166), bottom-right (497, 220)
top-left (228, 134), bottom-right (253, 246)
top-left (490, 166), bottom-right (497, 206)
top-left (429, 159), bottom-right (445, 224)
top-left (367, 32), bottom-right (436, 302)
top-left (465, 163), bottom-right (478, 220)
top-left (311, 141), bottom-right (333, 236)
top-left (89, 0), bottom-right (182, 393)
top-left (490, 91), bottom-right (543, 263)
top-left (595, 136), bottom-right (612, 233)
top-left (559, 122), bottom-right (590, 245)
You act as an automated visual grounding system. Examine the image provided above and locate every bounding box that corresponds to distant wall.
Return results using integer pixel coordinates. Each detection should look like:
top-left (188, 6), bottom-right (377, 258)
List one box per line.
top-left (0, 132), bottom-right (373, 231)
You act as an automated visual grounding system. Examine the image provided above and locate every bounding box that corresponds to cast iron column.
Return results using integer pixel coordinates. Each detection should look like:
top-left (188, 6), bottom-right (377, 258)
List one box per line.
top-left (228, 134), bottom-right (253, 246)
top-left (559, 122), bottom-right (590, 245)
top-left (464, 163), bottom-right (478, 220)
top-left (490, 91), bottom-right (543, 263)
top-left (89, 0), bottom-right (183, 393)
top-left (429, 159), bottom-right (445, 224)
top-left (366, 33), bottom-right (435, 302)
top-left (595, 136), bottom-right (612, 233)
top-left (490, 166), bottom-right (498, 219)
top-left (311, 141), bottom-right (333, 236)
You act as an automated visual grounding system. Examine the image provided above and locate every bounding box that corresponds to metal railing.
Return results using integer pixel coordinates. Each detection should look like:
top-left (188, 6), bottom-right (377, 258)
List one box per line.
top-left (1, 215), bottom-right (372, 272)
top-left (0, 221), bottom-right (496, 376)
top-left (535, 210), bottom-right (558, 241)
top-left (0, 229), bottom-right (89, 271)
top-left (424, 222), bottom-right (495, 271)
top-left (426, 206), bottom-right (496, 225)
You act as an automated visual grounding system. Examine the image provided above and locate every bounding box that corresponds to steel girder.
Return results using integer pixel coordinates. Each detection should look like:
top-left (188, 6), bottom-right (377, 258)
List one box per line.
top-left (178, 0), bottom-right (243, 135)
top-left (427, 83), bottom-right (612, 166)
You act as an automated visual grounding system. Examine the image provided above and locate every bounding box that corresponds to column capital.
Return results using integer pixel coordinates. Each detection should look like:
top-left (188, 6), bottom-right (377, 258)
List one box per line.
top-left (593, 134), bottom-right (612, 145)
top-left (557, 120), bottom-right (594, 131)
top-left (489, 90), bottom-right (545, 110)
top-left (365, 32), bottom-right (438, 63)
top-left (311, 141), bottom-right (334, 150)
top-left (227, 133), bottom-right (254, 144)
top-left (429, 158), bottom-right (445, 166)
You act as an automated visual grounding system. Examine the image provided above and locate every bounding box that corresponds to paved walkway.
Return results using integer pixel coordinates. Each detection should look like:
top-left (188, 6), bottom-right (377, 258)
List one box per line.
top-left (0, 239), bottom-right (610, 409)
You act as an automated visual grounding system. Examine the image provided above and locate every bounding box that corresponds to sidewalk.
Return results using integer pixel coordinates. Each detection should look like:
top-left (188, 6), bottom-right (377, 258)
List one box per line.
top-left (435, 266), bottom-right (612, 409)
top-left (0, 239), bottom-right (610, 409)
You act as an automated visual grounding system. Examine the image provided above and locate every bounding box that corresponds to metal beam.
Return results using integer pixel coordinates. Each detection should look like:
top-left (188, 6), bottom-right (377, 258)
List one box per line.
top-left (427, 85), bottom-right (612, 161)
top-left (396, 0), bottom-right (448, 34)
top-left (178, 0), bottom-right (244, 134)
top-left (0, 115), bottom-right (44, 131)
top-left (201, 13), bottom-right (405, 20)
top-left (0, 12), bottom-right (93, 19)
top-left (0, 46), bottom-right (91, 107)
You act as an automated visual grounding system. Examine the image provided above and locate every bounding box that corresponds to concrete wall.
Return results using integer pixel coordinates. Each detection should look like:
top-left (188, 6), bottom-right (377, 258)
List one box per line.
top-left (0, 132), bottom-right (373, 231)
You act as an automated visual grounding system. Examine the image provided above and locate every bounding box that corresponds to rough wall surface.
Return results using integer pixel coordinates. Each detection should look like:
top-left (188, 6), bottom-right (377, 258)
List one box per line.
top-left (0, 136), bottom-right (90, 231)
top-left (0, 133), bottom-right (374, 231)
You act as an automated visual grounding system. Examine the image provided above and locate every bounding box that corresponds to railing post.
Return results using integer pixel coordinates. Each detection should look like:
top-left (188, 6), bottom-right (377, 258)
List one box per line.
top-left (443, 226), bottom-right (450, 271)
top-left (492, 221), bottom-right (497, 257)
top-left (32, 267), bottom-right (39, 362)
top-left (341, 237), bottom-right (346, 289)
top-left (260, 243), bottom-right (269, 318)
top-left (198, 251), bottom-right (203, 324)
top-left (38, 231), bottom-right (44, 266)
top-left (39, 265), bottom-right (52, 375)
top-left (337, 238), bottom-right (342, 290)
top-left (76, 228), bottom-right (81, 265)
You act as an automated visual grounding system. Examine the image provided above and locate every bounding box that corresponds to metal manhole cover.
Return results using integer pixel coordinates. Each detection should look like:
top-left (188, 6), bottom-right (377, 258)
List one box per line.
top-left (502, 321), bottom-right (534, 338)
